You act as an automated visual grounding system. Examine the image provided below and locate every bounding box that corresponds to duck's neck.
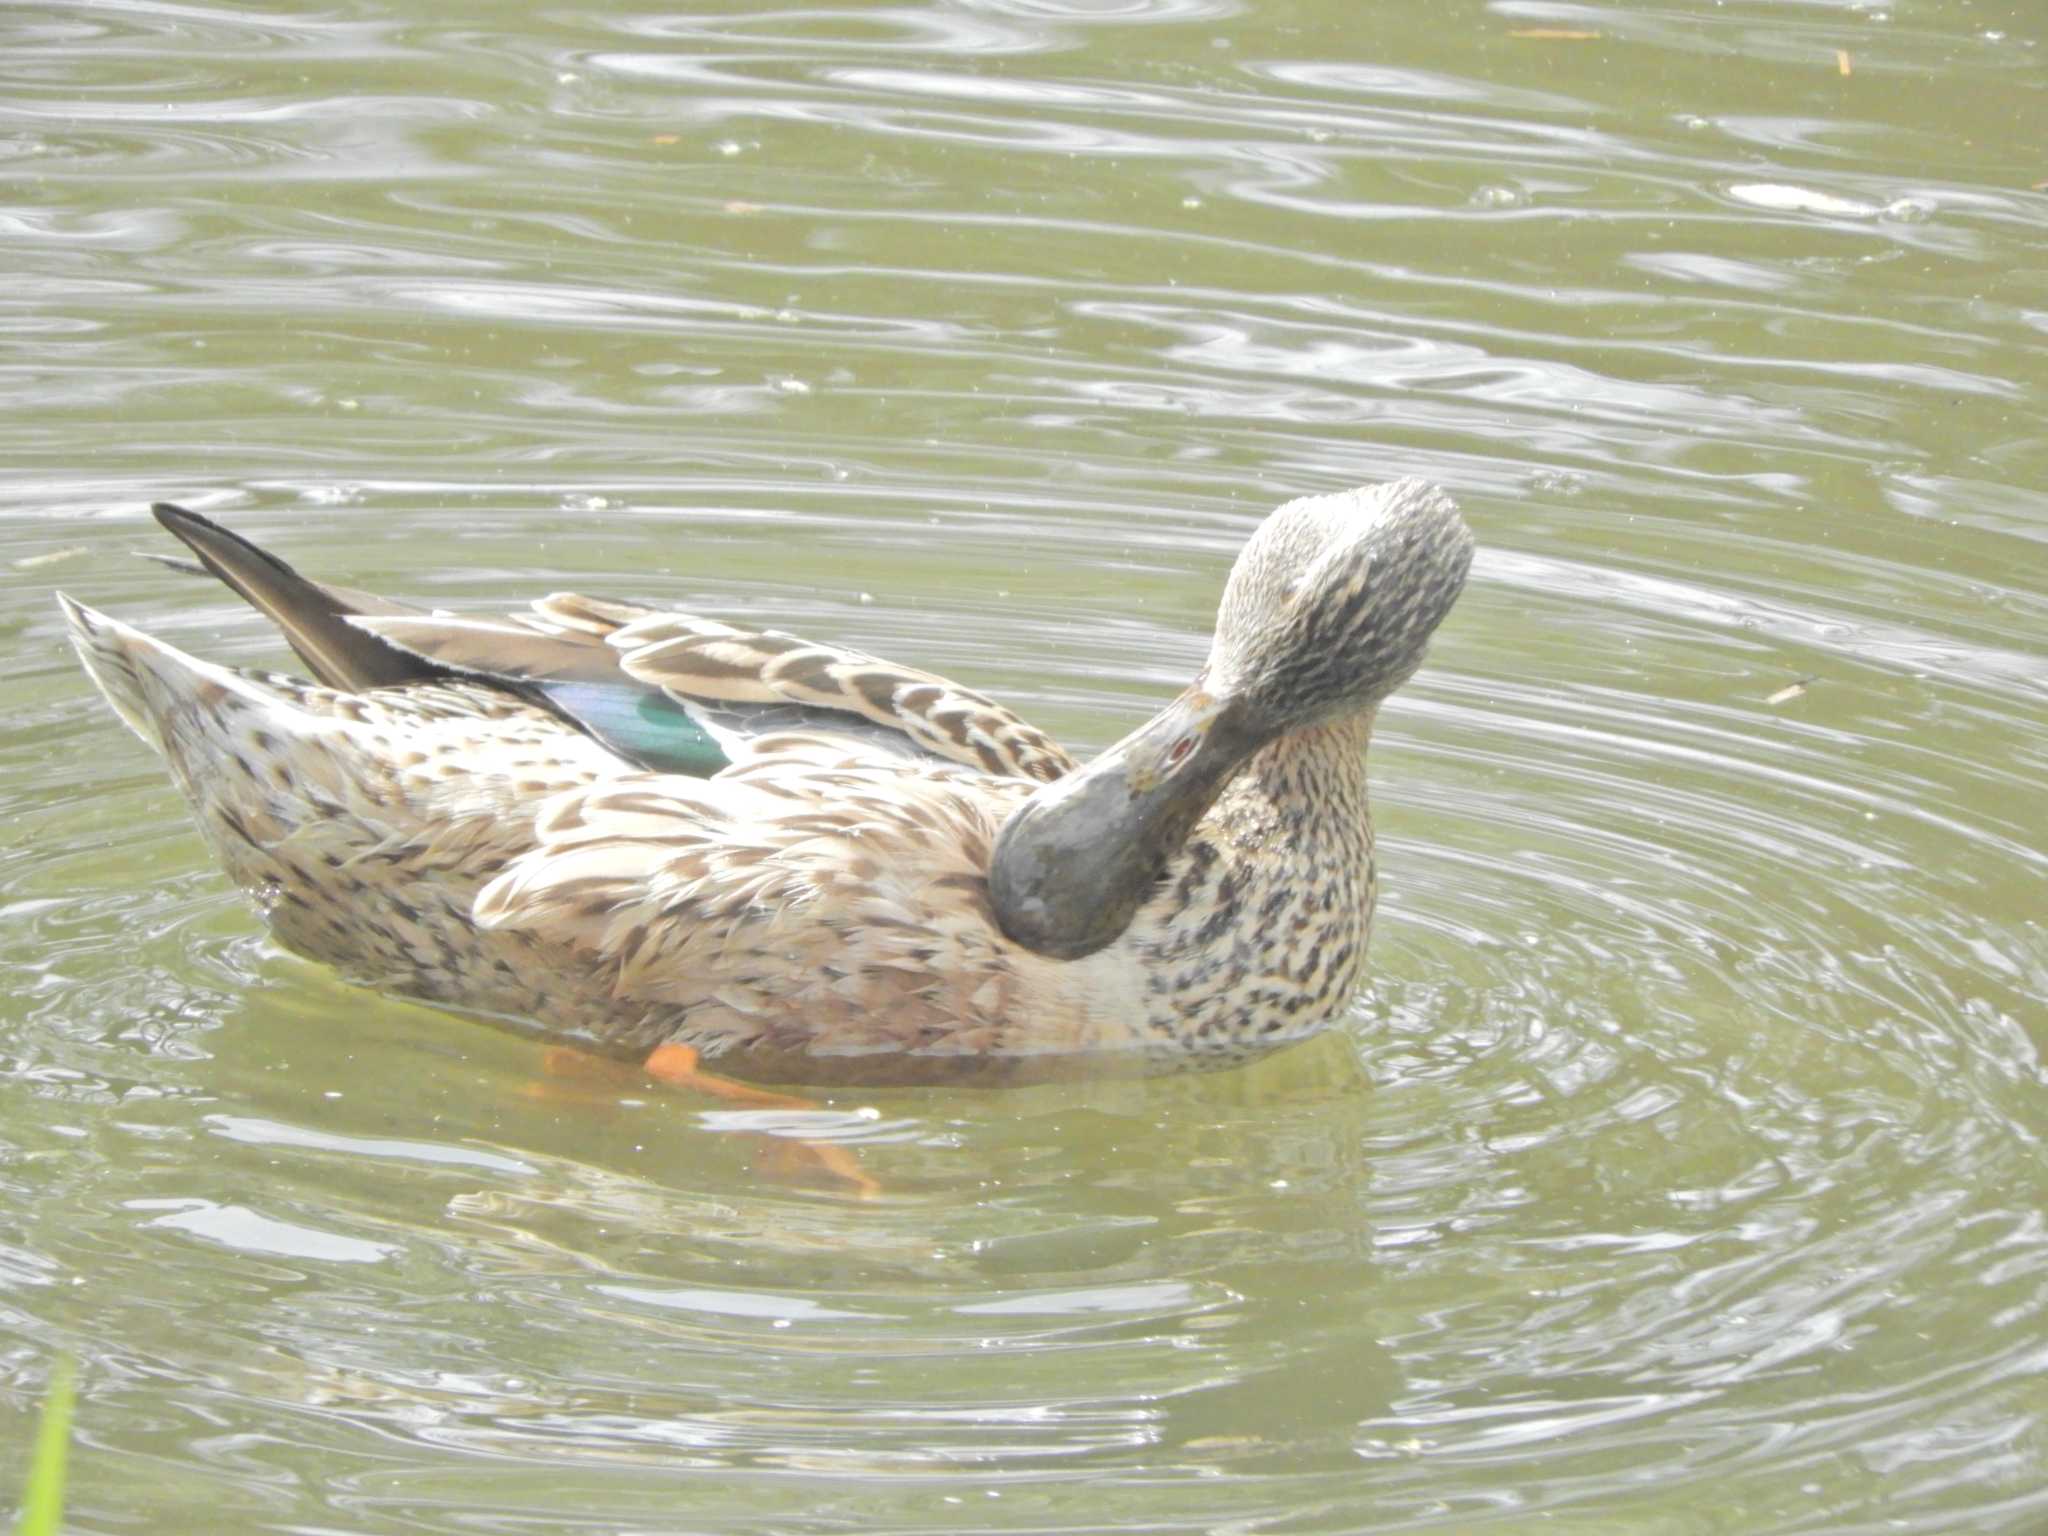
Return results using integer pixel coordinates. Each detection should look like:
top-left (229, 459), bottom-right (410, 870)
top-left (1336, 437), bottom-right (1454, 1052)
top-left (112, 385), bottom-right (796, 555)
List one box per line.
top-left (1124, 712), bottom-right (1379, 1047)
top-left (1215, 713), bottom-right (1374, 847)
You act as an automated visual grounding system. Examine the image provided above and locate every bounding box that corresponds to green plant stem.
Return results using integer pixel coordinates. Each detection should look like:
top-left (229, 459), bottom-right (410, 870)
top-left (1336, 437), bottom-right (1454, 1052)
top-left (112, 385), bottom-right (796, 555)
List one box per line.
top-left (14, 1357), bottom-right (74, 1536)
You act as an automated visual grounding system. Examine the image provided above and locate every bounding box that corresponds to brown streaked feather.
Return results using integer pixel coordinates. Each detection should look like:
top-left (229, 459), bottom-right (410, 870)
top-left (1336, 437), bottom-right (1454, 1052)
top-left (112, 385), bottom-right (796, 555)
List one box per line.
top-left (470, 760), bottom-right (1060, 1054)
top-left (607, 616), bottom-right (1073, 782)
top-left (350, 614), bottom-right (626, 684)
top-left (357, 598), bottom-right (1077, 784)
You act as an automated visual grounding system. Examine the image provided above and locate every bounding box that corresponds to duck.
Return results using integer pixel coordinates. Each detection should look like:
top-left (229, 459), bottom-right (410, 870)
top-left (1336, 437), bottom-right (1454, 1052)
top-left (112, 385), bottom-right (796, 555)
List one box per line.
top-left (58, 479), bottom-right (1472, 1091)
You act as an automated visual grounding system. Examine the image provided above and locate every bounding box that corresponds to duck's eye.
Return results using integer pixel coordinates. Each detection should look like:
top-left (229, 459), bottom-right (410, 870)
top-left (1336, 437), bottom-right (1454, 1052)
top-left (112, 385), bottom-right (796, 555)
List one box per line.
top-left (1166, 734), bottom-right (1198, 768)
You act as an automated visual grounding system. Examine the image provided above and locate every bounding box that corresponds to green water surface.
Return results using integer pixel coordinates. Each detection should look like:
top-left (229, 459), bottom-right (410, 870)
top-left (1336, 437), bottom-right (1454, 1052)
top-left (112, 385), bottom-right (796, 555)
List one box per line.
top-left (2, 1), bottom-right (2045, 1531)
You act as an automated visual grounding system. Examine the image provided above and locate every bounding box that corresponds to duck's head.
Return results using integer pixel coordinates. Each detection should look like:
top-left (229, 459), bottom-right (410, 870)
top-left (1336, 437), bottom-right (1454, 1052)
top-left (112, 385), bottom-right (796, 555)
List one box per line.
top-left (989, 477), bottom-right (1473, 960)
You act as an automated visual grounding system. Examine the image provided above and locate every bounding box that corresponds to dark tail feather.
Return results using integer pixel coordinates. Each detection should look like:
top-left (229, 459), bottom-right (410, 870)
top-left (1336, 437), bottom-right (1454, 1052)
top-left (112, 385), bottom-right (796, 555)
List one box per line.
top-left (150, 503), bottom-right (442, 692)
top-left (134, 550), bottom-right (209, 580)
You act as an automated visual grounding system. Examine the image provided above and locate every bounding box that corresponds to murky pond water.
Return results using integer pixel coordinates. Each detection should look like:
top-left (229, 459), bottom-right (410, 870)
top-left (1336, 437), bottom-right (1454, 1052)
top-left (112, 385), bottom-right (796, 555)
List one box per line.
top-left (4, 0), bottom-right (2045, 1530)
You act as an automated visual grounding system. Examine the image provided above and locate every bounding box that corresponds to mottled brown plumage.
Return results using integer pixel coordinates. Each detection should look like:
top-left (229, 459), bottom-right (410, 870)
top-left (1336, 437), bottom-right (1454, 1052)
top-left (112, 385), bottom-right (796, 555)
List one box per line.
top-left (59, 480), bottom-right (1471, 1085)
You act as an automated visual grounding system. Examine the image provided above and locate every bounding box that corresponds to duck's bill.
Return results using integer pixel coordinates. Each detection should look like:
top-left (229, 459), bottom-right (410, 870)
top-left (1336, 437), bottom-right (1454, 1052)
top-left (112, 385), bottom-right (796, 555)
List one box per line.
top-left (989, 689), bottom-right (1257, 960)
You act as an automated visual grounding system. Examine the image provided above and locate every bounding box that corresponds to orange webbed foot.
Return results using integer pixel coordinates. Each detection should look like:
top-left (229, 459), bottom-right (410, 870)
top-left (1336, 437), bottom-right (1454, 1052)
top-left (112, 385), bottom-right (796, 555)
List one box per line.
top-left (641, 1043), bottom-right (814, 1109)
top-left (510, 1043), bottom-right (643, 1105)
top-left (642, 1044), bottom-right (882, 1200)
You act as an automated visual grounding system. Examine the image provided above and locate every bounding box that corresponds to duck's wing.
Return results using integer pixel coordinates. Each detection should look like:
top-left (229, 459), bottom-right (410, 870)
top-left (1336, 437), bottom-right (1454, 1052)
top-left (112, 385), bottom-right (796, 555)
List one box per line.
top-left (355, 594), bottom-right (1077, 785)
top-left (149, 502), bottom-right (1076, 785)
top-left (150, 502), bottom-right (439, 690)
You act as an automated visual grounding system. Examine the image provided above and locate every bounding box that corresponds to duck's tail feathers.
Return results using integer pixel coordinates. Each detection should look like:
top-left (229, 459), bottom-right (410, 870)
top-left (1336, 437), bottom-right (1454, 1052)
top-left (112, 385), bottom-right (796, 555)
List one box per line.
top-left (59, 593), bottom-right (210, 754)
top-left (148, 502), bottom-right (438, 692)
top-left (58, 592), bottom-right (354, 768)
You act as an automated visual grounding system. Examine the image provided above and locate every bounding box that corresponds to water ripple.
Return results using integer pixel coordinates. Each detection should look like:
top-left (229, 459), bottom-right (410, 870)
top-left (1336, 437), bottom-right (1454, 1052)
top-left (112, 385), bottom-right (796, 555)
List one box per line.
top-left (2, 0), bottom-right (2045, 1529)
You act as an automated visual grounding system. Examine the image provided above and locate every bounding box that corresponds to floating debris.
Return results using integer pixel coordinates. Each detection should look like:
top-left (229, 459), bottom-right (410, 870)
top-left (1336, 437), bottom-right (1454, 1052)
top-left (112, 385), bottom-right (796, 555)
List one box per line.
top-left (1766, 678), bottom-right (1814, 706)
top-left (13, 546), bottom-right (86, 570)
top-left (1728, 182), bottom-right (1879, 218)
